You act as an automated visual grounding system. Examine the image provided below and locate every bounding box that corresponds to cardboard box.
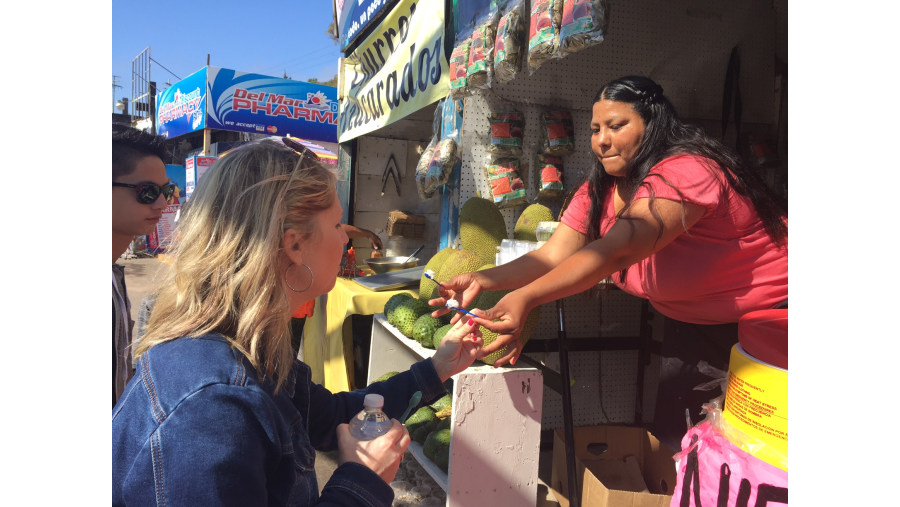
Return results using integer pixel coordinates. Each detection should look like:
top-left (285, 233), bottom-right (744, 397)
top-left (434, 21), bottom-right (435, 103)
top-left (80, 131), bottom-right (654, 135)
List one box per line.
top-left (550, 426), bottom-right (677, 507)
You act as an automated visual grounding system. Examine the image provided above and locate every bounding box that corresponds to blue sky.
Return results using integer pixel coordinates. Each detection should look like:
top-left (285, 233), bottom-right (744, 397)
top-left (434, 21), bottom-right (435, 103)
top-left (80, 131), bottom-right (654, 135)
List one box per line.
top-left (112, 0), bottom-right (342, 112)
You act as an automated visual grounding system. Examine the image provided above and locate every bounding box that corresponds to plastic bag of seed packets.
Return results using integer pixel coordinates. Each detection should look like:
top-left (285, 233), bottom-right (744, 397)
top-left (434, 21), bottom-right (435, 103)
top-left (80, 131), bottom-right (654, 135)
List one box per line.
top-left (540, 110), bottom-right (575, 155)
top-left (557, 0), bottom-right (609, 58)
top-left (486, 158), bottom-right (528, 208)
top-left (467, 12), bottom-right (498, 90)
top-left (449, 35), bottom-right (472, 99)
top-left (488, 111), bottom-right (525, 158)
top-left (527, 0), bottom-right (562, 74)
top-left (536, 154), bottom-right (565, 199)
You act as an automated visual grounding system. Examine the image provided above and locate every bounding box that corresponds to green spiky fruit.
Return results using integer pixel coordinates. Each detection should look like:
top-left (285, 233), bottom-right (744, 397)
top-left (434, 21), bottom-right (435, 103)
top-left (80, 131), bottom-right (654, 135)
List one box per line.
top-left (385, 293), bottom-right (415, 326)
top-left (392, 298), bottom-right (431, 338)
top-left (434, 248), bottom-right (484, 289)
top-left (404, 406), bottom-right (437, 433)
top-left (469, 290), bottom-right (541, 365)
top-left (412, 314), bottom-right (443, 348)
top-left (413, 423), bottom-right (435, 444)
top-left (429, 394), bottom-right (452, 412)
top-left (370, 371), bottom-right (400, 385)
top-left (514, 203), bottom-right (555, 241)
top-left (434, 445), bottom-right (450, 473)
top-left (459, 197), bottom-right (508, 265)
top-left (423, 428), bottom-right (451, 460)
top-left (419, 248), bottom-right (456, 302)
top-left (432, 323), bottom-right (453, 349)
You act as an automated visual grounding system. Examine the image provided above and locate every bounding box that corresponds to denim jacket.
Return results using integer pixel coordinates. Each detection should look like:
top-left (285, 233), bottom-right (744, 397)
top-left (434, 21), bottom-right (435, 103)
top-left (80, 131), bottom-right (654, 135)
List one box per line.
top-left (112, 334), bottom-right (448, 506)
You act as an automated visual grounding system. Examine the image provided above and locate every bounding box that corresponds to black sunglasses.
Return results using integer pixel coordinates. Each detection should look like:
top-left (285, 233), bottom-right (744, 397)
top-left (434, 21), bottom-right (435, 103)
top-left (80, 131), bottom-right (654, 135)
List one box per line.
top-left (112, 181), bottom-right (176, 204)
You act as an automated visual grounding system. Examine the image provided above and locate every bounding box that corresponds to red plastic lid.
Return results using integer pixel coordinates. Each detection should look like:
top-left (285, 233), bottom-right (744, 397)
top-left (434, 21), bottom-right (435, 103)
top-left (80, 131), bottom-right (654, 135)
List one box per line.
top-left (737, 309), bottom-right (788, 369)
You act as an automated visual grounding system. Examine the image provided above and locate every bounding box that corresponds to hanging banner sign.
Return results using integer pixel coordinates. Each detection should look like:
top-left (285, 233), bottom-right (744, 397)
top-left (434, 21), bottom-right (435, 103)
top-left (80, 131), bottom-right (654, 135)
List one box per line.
top-left (338, 0), bottom-right (448, 143)
top-left (206, 67), bottom-right (338, 142)
top-left (156, 67), bottom-right (207, 139)
top-left (338, 0), bottom-right (399, 51)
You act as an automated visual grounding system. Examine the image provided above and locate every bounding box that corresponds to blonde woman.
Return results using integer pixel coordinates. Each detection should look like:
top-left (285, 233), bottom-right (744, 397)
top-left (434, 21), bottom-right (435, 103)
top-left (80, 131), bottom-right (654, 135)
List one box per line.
top-left (112, 140), bottom-right (482, 506)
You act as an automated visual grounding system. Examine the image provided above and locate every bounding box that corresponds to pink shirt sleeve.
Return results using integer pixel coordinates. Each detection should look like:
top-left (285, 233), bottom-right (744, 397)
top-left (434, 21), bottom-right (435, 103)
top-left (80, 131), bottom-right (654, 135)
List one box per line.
top-left (633, 155), bottom-right (725, 213)
top-left (560, 181), bottom-right (592, 235)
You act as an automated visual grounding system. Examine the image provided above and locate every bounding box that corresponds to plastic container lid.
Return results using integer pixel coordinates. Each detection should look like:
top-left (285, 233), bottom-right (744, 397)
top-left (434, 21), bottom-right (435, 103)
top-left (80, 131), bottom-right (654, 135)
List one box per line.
top-left (363, 393), bottom-right (385, 408)
top-left (737, 309), bottom-right (787, 369)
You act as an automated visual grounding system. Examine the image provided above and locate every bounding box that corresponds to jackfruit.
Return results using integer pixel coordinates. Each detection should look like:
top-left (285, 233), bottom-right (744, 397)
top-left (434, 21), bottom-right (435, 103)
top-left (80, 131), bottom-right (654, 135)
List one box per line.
top-left (385, 293), bottom-right (415, 326)
top-left (459, 197), bottom-right (508, 265)
top-left (419, 247), bottom-right (456, 302)
top-left (412, 314), bottom-right (443, 348)
top-left (405, 406), bottom-right (437, 434)
top-left (423, 428), bottom-right (451, 460)
top-left (514, 203), bottom-right (554, 241)
top-left (434, 248), bottom-right (484, 288)
top-left (392, 297), bottom-right (431, 338)
top-left (431, 323), bottom-right (453, 349)
top-left (469, 289), bottom-right (541, 365)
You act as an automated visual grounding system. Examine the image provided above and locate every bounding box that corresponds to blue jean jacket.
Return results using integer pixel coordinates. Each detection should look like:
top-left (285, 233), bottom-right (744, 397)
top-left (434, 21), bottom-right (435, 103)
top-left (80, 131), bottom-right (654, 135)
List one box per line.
top-left (112, 334), bottom-right (447, 506)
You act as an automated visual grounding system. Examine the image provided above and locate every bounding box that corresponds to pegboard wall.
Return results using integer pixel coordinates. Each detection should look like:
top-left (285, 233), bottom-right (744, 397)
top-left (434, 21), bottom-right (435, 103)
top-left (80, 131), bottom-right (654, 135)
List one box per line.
top-left (454, 0), bottom-right (778, 428)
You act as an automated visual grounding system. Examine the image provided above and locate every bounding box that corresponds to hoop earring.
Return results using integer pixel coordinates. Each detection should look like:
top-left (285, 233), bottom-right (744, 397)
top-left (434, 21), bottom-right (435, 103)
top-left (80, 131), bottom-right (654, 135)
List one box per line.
top-left (285, 263), bottom-right (314, 293)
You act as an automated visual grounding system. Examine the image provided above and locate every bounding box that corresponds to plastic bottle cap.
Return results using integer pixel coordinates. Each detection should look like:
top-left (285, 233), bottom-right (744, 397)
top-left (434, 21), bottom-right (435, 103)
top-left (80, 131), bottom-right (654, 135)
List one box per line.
top-left (363, 393), bottom-right (384, 408)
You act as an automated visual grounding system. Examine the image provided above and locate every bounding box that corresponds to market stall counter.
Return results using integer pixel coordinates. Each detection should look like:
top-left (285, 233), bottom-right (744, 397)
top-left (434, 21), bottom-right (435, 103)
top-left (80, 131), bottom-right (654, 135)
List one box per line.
top-left (301, 276), bottom-right (420, 391)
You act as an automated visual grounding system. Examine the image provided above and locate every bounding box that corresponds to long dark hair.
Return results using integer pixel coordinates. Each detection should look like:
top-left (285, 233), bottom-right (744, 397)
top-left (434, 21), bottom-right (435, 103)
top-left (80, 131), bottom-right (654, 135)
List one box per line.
top-left (582, 76), bottom-right (787, 252)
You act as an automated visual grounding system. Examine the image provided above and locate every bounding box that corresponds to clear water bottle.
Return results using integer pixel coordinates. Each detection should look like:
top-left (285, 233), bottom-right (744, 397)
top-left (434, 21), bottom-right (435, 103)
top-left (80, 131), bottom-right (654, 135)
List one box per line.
top-left (349, 393), bottom-right (392, 440)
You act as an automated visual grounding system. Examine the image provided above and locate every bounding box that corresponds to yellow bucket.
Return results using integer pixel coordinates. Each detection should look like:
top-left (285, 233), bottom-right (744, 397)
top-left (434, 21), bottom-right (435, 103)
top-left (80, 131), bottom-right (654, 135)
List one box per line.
top-left (722, 343), bottom-right (788, 471)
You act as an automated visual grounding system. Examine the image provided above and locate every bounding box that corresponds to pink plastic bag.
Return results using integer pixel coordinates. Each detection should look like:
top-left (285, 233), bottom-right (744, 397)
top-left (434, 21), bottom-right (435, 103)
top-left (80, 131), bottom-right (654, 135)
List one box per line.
top-left (671, 421), bottom-right (788, 506)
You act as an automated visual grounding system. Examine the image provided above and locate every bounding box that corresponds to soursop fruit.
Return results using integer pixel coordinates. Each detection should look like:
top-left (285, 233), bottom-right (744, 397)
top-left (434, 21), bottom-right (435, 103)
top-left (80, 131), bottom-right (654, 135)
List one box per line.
top-left (412, 314), bottom-right (443, 348)
top-left (385, 293), bottom-right (415, 326)
top-left (423, 428), bottom-right (451, 460)
top-left (431, 323), bottom-right (453, 349)
top-left (392, 298), bottom-right (431, 338)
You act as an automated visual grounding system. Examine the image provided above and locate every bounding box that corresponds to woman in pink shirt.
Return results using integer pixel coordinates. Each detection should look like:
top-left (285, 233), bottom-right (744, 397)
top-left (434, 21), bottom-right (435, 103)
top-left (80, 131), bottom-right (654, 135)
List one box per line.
top-left (431, 75), bottom-right (787, 450)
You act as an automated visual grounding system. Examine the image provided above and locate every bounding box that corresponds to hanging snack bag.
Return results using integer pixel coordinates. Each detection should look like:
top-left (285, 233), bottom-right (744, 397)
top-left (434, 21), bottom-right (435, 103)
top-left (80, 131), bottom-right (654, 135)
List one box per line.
top-left (415, 137), bottom-right (439, 200)
top-left (527, 0), bottom-right (562, 74)
top-left (494, 1), bottom-right (525, 84)
top-left (449, 36), bottom-right (472, 99)
top-left (557, 0), bottom-right (609, 58)
top-left (417, 137), bottom-right (460, 200)
top-left (489, 111), bottom-right (525, 158)
top-left (540, 110), bottom-right (575, 155)
top-left (467, 17), bottom-right (496, 90)
top-left (486, 158), bottom-right (528, 208)
top-left (536, 154), bottom-right (565, 199)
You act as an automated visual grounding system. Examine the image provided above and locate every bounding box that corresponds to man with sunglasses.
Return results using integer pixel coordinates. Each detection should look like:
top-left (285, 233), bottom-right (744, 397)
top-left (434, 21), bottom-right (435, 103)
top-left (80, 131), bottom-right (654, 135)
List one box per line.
top-left (112, 125), bottom-right (171, 406)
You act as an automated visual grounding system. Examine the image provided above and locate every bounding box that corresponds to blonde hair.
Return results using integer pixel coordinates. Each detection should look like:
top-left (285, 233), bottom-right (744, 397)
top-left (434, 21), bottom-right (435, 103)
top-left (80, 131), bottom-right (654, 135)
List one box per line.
top-left (136, 140), bottom-right (337, 392)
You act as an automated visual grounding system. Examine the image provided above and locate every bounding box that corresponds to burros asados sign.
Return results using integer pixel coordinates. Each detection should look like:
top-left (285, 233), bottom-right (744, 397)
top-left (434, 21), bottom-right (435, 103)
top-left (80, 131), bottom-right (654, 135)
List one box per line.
top-left (338, 0), bottom-right (449, 143)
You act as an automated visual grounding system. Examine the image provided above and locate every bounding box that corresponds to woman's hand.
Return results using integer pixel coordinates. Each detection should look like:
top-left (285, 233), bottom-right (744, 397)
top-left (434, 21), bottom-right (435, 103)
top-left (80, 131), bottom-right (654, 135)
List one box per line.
top-left (471, 290), bottom-right (531, 367)
top-left (428, 271), bottom-right (486, 323)
top-left (336, 419), bottom-right (410, 484)
top-left (431, 317), bottom-right (483, 381)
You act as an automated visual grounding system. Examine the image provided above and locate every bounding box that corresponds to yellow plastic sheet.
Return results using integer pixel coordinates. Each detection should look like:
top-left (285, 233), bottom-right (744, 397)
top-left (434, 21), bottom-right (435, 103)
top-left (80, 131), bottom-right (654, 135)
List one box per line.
top-left (302, 277), bottom-right (415, 392)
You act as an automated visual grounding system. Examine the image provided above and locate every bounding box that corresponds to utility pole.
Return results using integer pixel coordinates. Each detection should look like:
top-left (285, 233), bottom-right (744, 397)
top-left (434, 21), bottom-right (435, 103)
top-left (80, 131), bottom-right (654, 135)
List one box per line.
top-left (113, 75), bottom-right (122, 113)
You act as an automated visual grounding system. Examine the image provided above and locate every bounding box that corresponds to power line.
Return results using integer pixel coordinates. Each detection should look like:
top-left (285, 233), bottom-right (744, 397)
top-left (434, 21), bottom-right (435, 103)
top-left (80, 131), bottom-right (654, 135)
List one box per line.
top-left (149, 57), bottom-right (182, 81)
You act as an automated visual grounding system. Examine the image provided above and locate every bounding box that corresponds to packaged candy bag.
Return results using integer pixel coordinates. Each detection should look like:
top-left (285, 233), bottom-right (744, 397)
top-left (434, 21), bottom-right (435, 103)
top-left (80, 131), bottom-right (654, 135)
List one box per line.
top-left (486, 158), bottom-right (528, 208)
top-left (536, 154), bottom-right (565, 199)
top-left (489, 111), bottom-right (525, 158)
top-left (494, 1), bottom-right (525, 84)
top-left (467, 18), bottom-right (496, 89)
top-left (416, 138), bottom-right (459, 200)
top-left (527, 0), bottom-right (562, 74)
top-left (557, 0), bottom-right (609, 58)
top-left (540, 110), bottom-right (575, 155)
top-left (449, 37), bottom-right (472, 99)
